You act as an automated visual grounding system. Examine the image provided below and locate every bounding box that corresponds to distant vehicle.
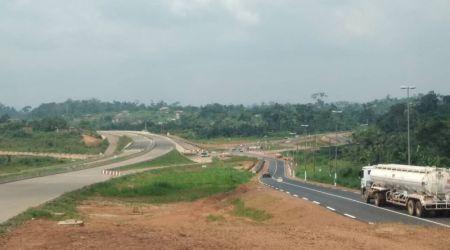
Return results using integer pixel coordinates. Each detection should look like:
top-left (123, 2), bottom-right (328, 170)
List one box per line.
top-left (276, 177), bottom-right (283, 183)
top-left (200, 151), bottom-right (209, 157)
top-left (262, 172), bottom-right (271, 178)
top-left (361, 164), bottom-right (450, 217)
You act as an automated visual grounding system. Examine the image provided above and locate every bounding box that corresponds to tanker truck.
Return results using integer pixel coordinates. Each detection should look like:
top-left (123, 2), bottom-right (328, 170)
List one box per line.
top-left (360, 164), bottom-right (450, 217)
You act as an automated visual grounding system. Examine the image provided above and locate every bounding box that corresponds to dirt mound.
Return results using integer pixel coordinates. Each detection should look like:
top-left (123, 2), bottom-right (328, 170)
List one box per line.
top-left (82, 135), bottom-right (102, 147)
top-left (2, 182), bottom-right (450, 249)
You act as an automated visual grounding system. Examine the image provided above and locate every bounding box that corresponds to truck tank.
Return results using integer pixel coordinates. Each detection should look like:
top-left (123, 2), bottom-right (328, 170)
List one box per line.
top-left (369, 164), bottom-right (450, 197)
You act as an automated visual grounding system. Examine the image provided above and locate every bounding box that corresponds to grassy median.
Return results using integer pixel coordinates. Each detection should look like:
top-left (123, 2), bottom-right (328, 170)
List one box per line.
top-left (114, 150), bottom-right (193, 171)
top-left (0, 157), bottom-right (253, 234)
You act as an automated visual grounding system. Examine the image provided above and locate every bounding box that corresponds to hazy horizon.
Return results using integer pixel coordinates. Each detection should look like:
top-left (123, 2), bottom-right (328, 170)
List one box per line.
top-left (2, 1), bottom-right (449, 108)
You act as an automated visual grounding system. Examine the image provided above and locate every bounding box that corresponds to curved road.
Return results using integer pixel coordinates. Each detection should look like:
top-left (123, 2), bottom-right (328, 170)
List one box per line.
top-left (0, 131), bottom-right (174, 223)
top-left (261, 159), bottom-right (450, 228)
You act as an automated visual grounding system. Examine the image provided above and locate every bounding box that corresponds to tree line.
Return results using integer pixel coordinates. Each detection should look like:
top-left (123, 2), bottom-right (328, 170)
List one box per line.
top-left (1, 92), bottom-right (449, 168)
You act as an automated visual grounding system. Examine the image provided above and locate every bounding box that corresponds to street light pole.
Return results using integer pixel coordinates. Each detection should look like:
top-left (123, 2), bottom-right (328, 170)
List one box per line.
top-left (301, 124), bottom-right (309, 181)
top-left (331, 110), bottom-right (342, 186)
top-left (401, 85), bottom-right (416, 165)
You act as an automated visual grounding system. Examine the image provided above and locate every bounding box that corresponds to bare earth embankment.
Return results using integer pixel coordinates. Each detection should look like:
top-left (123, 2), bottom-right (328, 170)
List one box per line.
top-left (1, 179), bottom-right (449, 250)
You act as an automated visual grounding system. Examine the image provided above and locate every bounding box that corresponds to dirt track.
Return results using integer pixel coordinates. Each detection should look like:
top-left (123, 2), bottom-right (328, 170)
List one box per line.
top-left (2, 180), bottom-right (450, 250)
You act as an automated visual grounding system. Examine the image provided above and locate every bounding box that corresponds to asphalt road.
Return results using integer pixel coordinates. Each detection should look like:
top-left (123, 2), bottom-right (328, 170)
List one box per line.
top-left (0, 131), bottom-right (174, 224)
top-left (260, 159), bottom-right (450, 228)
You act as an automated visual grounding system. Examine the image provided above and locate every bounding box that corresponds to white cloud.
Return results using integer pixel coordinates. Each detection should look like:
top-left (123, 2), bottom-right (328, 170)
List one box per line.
top-left (332, 2), bottom-right (384, 42)
top-left (221, 0), bottom-right (260, 26)
top-left (166, 0), bottom-right (260, 26)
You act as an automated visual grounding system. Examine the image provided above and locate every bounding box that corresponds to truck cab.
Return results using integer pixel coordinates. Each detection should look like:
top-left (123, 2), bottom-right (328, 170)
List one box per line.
top-left (360, 166), bottom-right (374, 190)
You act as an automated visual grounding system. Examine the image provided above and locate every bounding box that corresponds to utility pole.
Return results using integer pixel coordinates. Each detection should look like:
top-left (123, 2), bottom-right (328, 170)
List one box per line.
top-left (401, 85), bottom-right (416, 165)
top-left (313, 133), bottom-right (317, 174)
top-left (332, 110), bottom-right (342, 186)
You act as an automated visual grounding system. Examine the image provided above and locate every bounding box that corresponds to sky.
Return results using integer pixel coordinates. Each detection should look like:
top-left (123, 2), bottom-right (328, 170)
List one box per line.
top-left (1, 0), bottom-right (449, 108)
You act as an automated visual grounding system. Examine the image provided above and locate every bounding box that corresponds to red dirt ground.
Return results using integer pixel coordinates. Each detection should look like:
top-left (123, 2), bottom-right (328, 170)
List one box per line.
top-left (2, 181), bottom-right (450, 250)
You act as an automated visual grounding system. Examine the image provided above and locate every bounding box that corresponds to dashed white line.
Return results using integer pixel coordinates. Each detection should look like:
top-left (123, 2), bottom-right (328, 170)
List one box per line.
top-left (280, 189), bottom-right (284, 192)
top-left (278, 173), bottom-right (450, 228)
top-left (326, 206), bottom-right (336, 211)
top-left (286, 191), bottom-right (290, 194)
top-left (302, 197), bottom-right (309, 201)
top-left (313, 201), bottom-right (320, 205)
top-left (344, 214), bottom-right (356, 219)
top-left (293, 194), bottom-right (298, 197)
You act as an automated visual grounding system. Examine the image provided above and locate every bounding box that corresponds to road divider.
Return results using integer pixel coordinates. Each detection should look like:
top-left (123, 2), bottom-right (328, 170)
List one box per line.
top-left (102, 169), bottom-right (121, 177)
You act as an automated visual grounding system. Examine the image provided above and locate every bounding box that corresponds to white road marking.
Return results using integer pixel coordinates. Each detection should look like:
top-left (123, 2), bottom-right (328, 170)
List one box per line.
top-left (344, 214), bottom-right (356, 219)
top-left (302, 197), bottom-right (309, 201)
top-left (278, 173), bottom-right (450, 228)
top-left (286, 191), bottom-right (290, 194)
top-left (293, 194), bottom-right (298, 197)
top-left (326, 206), bottom-right (336, 211)
top-left (313, 201), bottom-right (320, 205)
top-left (261, 160), bottom-right (450, 228)
top-left (280, 189), bottom-right (284, 192)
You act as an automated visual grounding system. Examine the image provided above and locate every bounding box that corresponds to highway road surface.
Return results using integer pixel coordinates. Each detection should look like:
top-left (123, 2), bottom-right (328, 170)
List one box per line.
top-left (260, 159), bottom-right (450, 228)
top-left (0, 131), bottom-right (174, 224)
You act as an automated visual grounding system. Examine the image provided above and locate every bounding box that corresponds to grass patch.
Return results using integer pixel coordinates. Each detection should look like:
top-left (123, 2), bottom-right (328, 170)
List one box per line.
top-left (0, 131), bottom-right (108, 155)
top-left (207, 214), bottom-right (225, 222)
top-left (223, 156), bottom-right (256, 163)
top-left (286, 147), bottom-right (362, 189)
top-left (1, 160), bottom-right (253, 234)
top-left (115, 136), bottom-right (133, 154)
top-left (0, 156), bottom-right (69, 177)
top-left (91, 165), bottom-right (252, 203)
top-left (114, 150), bottom-right (193, 171)
top-left (231, 199), bottom-right (272, 222)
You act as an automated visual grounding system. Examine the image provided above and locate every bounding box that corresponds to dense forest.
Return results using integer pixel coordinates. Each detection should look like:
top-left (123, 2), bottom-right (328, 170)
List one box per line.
top-left (349, 92), bottom-right (450, 167)
top-left (0, 93), bottom-right (405, 138)
top-left (1, 92), bottom-right (449, 166)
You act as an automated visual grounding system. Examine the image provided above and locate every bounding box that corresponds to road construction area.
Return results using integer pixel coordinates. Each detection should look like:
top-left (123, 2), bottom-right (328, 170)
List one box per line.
top-left (2, 135), bottom-right (450, 249)
top-left (0, 131), bottom-right (174, 224)
top-left (1, 180), bottom-right (450, 249)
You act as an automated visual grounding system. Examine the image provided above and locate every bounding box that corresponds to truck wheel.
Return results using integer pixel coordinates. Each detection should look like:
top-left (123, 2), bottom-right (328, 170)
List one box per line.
top-left (374, 193), bottom-right (383, 207)
top-left (407, 200), bottom-right (416, 216)
top-left (362, 189), bottom-right (370, 203)
top-left (415, 201), bottom-right (425, 217)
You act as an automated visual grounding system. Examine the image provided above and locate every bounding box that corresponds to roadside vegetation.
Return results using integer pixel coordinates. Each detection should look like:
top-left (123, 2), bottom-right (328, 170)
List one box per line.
top-left (0, 157), bottom-right (253, 234)
top-left (0, 118), bottom-right (108, 155)
top-left (115, 150), bottom-right (193, 171)
top-left (0, 156), bottom-right (68, 177)
top-left (287, 147), bottom-right (361, 189)
top-left (0, 131), bottom-right (108, 155)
